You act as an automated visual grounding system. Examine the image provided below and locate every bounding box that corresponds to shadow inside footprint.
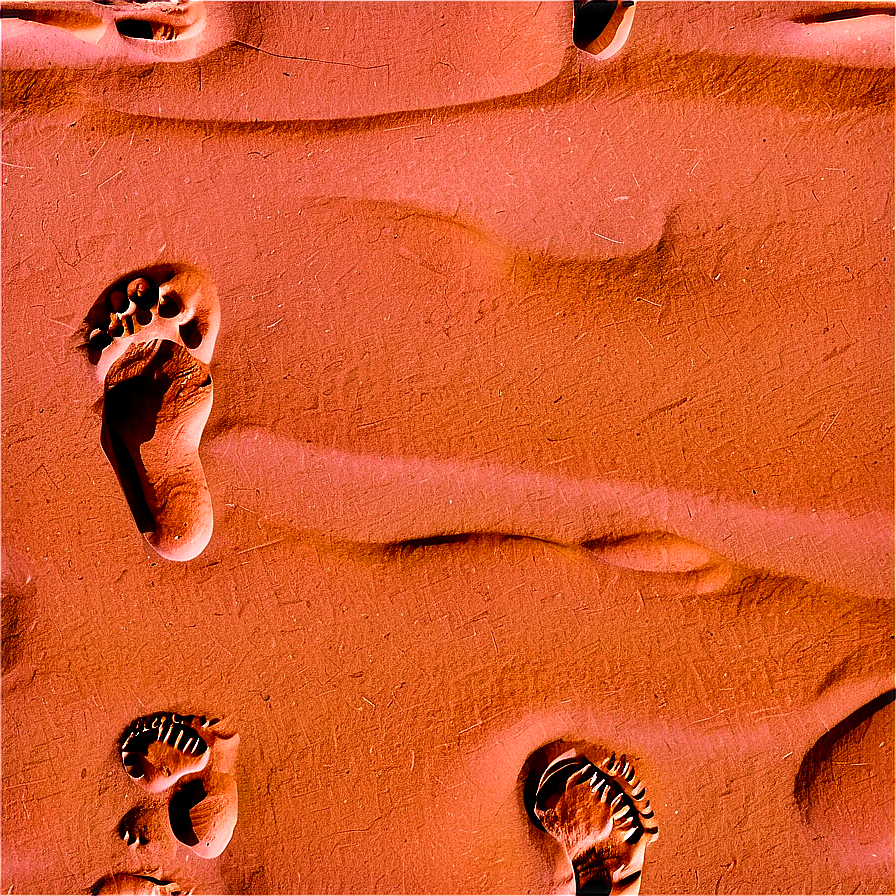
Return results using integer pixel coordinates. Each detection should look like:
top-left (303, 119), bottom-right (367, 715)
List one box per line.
top-left (102, 339), bottom-right (214, 561)
top-left (169, 779), bottom-right (206, 847)
top-left (527, 749), bottom-right (658, 895)
top-left (169, 771), bottom-right (238, 859)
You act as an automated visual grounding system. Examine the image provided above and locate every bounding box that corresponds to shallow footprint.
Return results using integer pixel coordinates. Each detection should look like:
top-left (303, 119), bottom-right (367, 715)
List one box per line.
top-left (118, 805), bottom-right (168, 849)
top-left (83, 265), bottom-right (219, 561)
top-left (533, 751), bottom-right (658, 895)
top-left (795, 690), bottom-right (895, 869)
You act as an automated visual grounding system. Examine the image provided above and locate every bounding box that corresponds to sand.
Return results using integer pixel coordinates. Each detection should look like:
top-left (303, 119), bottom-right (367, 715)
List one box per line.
top-left (1, 2), bottom-right (893, 893)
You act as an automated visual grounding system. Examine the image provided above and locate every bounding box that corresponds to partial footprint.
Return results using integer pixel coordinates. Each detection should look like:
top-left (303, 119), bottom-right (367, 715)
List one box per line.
top-left (795, 690), bottom-right (895, 868)
top-left (82, 265), bottom-right (219, 561)
top-left (573, 0), bottom-right (636, 60)
top-left (103, 341), bottom-right (214, 561)
top-left (169, 771), bottom-right (239, 859)
top-left (0, 541), bottom-right (34, 679)
top-left (92, 873), bottom-right (185, 896)
top-left (119, 805), bottom-right (167, 849)
top-left (120, 712), bottom-right (218, 793)
top-left (532, 751), bottom-right (658, 895)
top-left (169, 724), bottom-right (239, 860)
top-left (119, 711), bottom-right (239, 861)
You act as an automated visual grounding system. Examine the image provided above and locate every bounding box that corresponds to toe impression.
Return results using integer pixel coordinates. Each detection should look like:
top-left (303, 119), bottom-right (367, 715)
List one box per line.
top-left (531, 750), bottom-right (658, 896)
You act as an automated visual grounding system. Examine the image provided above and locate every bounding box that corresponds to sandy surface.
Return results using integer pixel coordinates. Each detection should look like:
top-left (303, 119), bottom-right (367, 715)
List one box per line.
top-left (2, 2), bottom-right (893, 893)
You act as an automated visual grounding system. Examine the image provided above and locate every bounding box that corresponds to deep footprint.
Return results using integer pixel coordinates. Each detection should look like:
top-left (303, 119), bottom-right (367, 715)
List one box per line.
top-left (119, 711), bottom-right (239, 860)
top-left (120, 711), bottom-right (218, 793)
top-left (533, 752), bottom-right (658, 896)
top-left (169, 771), bottom-right (239, 859)
top-left (82, 264), bottom-right (219, 561)
top-left (103, 340), bottom-right (213, 562)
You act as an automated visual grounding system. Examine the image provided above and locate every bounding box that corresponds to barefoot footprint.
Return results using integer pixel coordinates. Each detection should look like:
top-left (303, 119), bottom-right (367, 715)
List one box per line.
top-left (82, 265), bottom-right (219, 561)
top-left (533, 752), bottom-right (658, 896)
top-left (92, 873), bottom-right (186, 896)
top-left (168, 769), bottom-right (239, 859)
top-left (117, 712), bottom-right (239, 861)
top-left (120, 712), bottom-right (217, 793)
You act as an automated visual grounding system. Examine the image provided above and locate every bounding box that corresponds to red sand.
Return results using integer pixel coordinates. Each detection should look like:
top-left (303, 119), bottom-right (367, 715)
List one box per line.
top-left (2, 2), bottom-right (893, 893)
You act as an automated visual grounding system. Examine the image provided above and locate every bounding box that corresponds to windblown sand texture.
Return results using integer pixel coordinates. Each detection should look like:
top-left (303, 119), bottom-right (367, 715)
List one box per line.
top-left (1, 2), bottom-right (893, 894)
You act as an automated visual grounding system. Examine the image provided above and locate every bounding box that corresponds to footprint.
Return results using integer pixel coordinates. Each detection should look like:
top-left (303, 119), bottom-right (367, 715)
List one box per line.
top-left (169, 770), bottom-right (239, 859)
top-left (120, 712), bottom-right (218, 794)
top-left (794, 690), bottom-right (894, 868)
top-left (531, 751), bottom-right (658, 895)
top-left (91, 873), bottom-right (185, 896)
top-left (118, 805), bottom-right (166, 849)
top-left (82, 265), bottom-right (219, 562)
top-left (0, 542), bottom-right (34, 679)
top-left (118, 711), bottom-right (239, 861)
